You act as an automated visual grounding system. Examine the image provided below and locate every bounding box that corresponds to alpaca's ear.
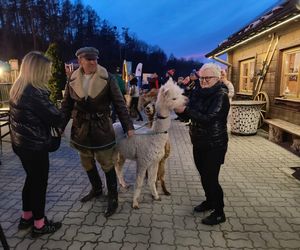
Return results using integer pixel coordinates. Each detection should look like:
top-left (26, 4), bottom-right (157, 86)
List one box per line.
top-left (166, 78), bottom-right (174, 85)
top-left (162, 87), bottom-right (169, 97)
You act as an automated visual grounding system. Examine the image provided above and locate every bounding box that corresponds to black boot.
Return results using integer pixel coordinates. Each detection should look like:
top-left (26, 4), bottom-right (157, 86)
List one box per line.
top-left (201, 210), bottom-right (226, 225)
top-left (81, 167), bottom-right (103, 203)
top-left (194, 201), bottom-right (213, 213)
top-left (104, 168), bottom-right (118, 217)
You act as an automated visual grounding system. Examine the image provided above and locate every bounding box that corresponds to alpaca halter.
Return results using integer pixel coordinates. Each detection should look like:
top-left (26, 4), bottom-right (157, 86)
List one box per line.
top-left (156, 114), bottom-right (169, 119)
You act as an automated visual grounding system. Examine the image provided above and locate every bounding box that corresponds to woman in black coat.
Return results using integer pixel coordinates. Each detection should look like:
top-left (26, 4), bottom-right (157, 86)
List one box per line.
top-left (176, 63), bottom-right (230, 225)
top-left (9, 51), bottom-right (63, 237)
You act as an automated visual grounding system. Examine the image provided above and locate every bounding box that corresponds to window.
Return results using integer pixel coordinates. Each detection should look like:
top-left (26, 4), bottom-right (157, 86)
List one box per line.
top-left (280, 47), bottom-right (300, 99)
top-left (239, 58), bottom-right (255, 94)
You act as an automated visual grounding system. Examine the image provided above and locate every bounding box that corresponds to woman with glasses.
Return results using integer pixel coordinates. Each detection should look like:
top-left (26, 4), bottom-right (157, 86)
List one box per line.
top-left (175, 63), bottom-right (230, 225)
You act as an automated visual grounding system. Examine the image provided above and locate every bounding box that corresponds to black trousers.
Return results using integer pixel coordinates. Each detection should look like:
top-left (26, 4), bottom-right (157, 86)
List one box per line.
top-left (13, 146), bottom-right (49, 220)
top-left (130, 97), bottom-right (143, 120)
top-left (193, 145), bottom-right (227, 213)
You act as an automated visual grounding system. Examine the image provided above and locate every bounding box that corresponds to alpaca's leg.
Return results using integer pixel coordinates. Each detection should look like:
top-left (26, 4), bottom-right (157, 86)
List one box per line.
top-left (164, 140), bottom-right (171, 158)
top-left (114, 154), bottom-right (128, 189)
top-left (149, 112), bottom-right (154, 128)
top-left (157, 141), bottom-right (171, 195)
top-left (133, 166), bottom-right (147, 209)
top-left (158, 159), bottom-right (170, 196)
top-left (148, 162), bottom-right (161, 201)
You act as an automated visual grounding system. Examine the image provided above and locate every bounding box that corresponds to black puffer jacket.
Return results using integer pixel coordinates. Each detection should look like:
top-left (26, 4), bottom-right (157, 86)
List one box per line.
top-left (9, 85), bottom-right (62, 151)
top-left (180, 82), bottom-right (230, 149)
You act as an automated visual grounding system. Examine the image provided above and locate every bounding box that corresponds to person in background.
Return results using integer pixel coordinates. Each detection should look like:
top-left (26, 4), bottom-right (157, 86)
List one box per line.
top-left (220, 69), bottom-right (234, 132)
top-left (175, 63), bottom-right (230, 225)
top-left (181, 76), bottom-right (190, 91)
top-left (177, 76), bottom-right (184, 88)
top-left (9, 51), bottom-right (63, 237)
top-left (163, 69), bottom-right (176, 83)
top-left (64, 63), bottom-right (79, 80)
top-left (185, 70), bottom-right (200, 97)
top-left (141, 78), bottom-right (151, 93)
top-left (65, 64), bottom-right (73, 79)
top-left (129, 74), bottom-right (143, 121)
top-left (111, 66), bottom-right (126, 123)
top-left (114, 66), bottom-right (126, 97)
top-left (60, 47), bottom-right (134, 217)
top-left (148, 72), bottom-right (160, 90)
top-left (220, 69), bottom-right (234, 102)
top-left (180, 70), bottom-right (200, 125)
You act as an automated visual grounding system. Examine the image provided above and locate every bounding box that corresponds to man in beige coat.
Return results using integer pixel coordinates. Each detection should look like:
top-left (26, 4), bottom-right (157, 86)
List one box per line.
top-left (61, 47), bottom-right (134, 217)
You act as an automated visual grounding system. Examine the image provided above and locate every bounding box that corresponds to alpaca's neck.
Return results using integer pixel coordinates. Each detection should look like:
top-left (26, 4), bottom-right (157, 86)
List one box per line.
top-left (156, 103), bottom-right (169, 118)
top-left (152, 116), bottom-right (171, 133)
top-left (152, 103), bottom-right (171, 132)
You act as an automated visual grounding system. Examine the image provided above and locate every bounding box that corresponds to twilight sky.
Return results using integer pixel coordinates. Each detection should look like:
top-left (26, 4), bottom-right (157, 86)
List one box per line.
top-left (81, 0), bottom-right (282, 61)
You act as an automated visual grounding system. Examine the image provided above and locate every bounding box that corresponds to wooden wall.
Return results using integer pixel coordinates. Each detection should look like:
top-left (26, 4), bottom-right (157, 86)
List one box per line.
top-left (228, 20), bottom-right (300, 125)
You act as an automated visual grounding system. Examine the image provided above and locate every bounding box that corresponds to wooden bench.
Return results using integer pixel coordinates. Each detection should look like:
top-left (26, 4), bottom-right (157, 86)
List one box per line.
top-left (264, 118), bottom-right (300, 151)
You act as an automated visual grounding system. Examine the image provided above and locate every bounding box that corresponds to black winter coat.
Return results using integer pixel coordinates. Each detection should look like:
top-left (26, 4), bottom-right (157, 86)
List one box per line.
top-left (180, 82), bottom-right (230, 150)
top-left (9, 85), bottom-right (62, 151)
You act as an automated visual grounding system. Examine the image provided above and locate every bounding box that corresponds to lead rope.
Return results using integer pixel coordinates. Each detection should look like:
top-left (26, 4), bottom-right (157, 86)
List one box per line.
top-left (60, 118), bottom-right (167, 150)
top-left (3, 119), bottom-right (168, 150)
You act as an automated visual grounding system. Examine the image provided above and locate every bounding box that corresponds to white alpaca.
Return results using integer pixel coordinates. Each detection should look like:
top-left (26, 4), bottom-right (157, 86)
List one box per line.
top-left (113, 79), bottom-right (186, 209)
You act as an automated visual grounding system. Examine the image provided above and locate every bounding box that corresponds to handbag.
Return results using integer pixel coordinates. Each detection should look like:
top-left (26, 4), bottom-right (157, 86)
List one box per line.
top-left (48, 127), bottom-right (61, 152)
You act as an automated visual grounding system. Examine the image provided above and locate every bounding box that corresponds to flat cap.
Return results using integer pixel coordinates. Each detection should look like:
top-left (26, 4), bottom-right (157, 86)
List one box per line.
top-left (75, 47), bottom-right (99, 59)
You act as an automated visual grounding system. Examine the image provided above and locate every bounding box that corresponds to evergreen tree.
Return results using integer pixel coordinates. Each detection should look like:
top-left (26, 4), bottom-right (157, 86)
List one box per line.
top-left (45, 43), bottom-right (66, 104)
top-left (0, 0), bottom-right (204, 76)
top-left (61, 0), bottom-right (74, 42)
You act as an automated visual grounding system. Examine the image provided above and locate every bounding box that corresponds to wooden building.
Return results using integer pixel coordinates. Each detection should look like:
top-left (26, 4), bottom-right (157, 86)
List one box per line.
top-left (206, 0), bottom-right (300, 130)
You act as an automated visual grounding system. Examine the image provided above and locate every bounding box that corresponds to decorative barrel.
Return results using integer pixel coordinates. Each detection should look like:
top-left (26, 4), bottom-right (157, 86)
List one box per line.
top-left (230, 100), bottom-right (266, 135)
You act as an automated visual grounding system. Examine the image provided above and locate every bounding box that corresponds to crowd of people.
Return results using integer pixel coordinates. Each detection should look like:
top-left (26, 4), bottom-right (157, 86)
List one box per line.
top-left (8, 46), bottom-right (235, 238)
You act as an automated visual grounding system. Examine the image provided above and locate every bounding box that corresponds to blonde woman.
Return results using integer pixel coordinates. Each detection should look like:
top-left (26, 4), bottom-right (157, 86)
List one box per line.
top-left (9, 51), bottom-right (62, 237)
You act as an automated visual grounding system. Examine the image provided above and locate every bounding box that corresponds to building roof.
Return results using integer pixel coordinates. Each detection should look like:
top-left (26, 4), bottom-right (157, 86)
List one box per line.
top-left (205, 1), bottom-right (300, 58)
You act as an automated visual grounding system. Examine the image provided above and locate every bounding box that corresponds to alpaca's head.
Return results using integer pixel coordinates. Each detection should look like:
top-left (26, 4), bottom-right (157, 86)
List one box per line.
top-left (144, 101), bottom-right (155, 118)
top-left (144, 101), bottom-right (156, 128)
top-left (157, 79), bottom-right (186, 110)
top-left (138, 88), bottom-right (158, 112)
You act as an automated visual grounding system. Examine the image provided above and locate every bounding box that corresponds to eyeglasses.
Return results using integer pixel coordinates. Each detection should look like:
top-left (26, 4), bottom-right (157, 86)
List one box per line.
top-left (85, 58), bottom-right (98, 61)
top-left (199, 76), bottom-right (218, 82)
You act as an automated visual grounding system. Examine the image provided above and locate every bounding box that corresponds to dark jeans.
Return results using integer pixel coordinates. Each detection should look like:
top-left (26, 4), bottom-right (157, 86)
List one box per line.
top-left (192, 145), bottom-right (227, 213)
top-left (13, 145), bottom-right (49, 220)
top-left (130, 97), bottom-right (143, 120)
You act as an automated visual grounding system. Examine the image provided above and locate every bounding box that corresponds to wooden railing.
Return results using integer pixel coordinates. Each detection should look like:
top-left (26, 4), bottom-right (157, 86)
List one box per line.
top-left (0, 83), bottom-right (12, 107)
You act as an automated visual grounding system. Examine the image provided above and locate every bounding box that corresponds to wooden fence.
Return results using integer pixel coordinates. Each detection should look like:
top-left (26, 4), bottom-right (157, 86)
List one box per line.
top-left (0, 83), bottom-right (12, 107)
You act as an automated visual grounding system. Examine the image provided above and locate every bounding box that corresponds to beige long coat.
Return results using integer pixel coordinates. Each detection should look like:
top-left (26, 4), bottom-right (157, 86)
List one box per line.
top-left (61, 65), bottom-right (133, 150)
